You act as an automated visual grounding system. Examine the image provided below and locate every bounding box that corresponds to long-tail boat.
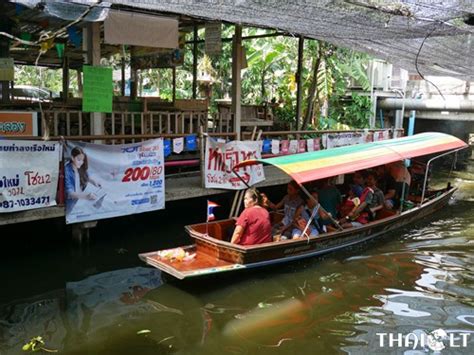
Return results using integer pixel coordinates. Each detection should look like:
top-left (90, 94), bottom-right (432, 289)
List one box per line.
top-left (140, 132), bottom-right (467, 279)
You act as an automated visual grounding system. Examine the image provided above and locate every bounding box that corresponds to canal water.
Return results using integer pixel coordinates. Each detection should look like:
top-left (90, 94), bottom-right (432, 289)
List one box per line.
top-left (1, 164), bottom-right (473, 354)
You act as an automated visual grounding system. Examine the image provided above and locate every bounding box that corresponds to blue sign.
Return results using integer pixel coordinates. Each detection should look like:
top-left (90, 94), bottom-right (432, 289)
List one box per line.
top-left (164, 139), bottom-right (171, 157)
top-left (262, 139), bottom-right (272, 154)
top-left (185, 135), bottom-right (197, 151)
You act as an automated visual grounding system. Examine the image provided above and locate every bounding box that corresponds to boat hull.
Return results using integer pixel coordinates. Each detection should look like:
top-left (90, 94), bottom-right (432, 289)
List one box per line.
top-left (140, 187), bottom-right (455, 279)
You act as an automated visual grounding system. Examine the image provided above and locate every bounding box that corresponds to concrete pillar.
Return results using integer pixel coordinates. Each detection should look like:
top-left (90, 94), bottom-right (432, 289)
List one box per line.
top-left (295, 36), bottom-right (304, 130)
top-left (85, 22), bottom-right (104, 136)
top-left (231, 25), bottom-right (242, 140)
top-left (395, 110), bottom-right (403, 129)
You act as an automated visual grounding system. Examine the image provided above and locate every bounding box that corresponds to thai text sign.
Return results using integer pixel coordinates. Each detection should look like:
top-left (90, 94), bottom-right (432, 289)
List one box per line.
top-left (0, 111), bottom-right (38, 136)
top-left (323, 132), bottom-right (370, 149)
top-left (0, 140), bottom-right (60, 212)
top-left (82, 66), bottom-right (113, 113)
top-left (205, 139), bottom-right (265, 190)
top-left (65, 139), bottom-right (165, 224)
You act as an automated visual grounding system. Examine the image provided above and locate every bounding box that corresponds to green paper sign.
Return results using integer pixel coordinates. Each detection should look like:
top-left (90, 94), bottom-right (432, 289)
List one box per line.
top-left (82, 66), bottom-right (113, 113)
top-left (55, 43), bottom-right (65, 59)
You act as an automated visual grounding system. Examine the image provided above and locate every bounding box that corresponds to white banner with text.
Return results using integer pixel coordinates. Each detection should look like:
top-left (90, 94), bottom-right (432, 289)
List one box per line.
top-left (0, 140), bottom-right (60, 212)
top-left (65, 139), bottom-right (165, 224)
top-left (205, 139), bottom-right (265, 190)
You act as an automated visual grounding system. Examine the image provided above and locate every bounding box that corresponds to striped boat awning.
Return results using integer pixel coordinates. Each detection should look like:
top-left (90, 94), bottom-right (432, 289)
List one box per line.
top-left (234, 132), bottom-right (468, 184)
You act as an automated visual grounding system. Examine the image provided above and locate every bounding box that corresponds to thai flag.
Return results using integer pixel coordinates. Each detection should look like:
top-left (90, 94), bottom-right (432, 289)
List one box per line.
top-left (207, 200), bottom-right (220, 222)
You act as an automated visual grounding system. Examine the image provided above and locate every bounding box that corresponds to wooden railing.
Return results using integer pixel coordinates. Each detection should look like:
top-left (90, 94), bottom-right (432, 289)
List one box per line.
top-left (41, 109), bottom-right (209, 142)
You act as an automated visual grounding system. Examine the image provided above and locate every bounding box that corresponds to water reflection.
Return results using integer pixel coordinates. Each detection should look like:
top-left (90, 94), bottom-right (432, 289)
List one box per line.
top-left (0, 165), bottom-right (473, 354)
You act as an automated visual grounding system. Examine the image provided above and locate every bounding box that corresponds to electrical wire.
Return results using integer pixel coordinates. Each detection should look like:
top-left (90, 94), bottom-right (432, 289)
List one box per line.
top-left (0, 1), bottom-right (102, 48)
top-left (414, 25), bottom-right (446, 101)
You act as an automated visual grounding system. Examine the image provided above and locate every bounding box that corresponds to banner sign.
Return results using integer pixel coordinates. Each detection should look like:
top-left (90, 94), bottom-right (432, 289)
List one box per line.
top-left (65, 139), bottom-right (165, 224)
top-left (262, 139), bottom-right (271, 154)
top-left (373, 130), bottom-right (390, 141)
top-left (185, 135), bottom-right (197, 151)
top-left (0, 111), bottom-right (38, 136)
top-left (271, 139), bottom-right (280, 155)
top-left (205, 139), bottom-right (265, 190)
top-left (323, 132), bottom-right (368, 149)
top-left (0, 140), bottom-right (60, 213)
top-left (205, 22), bottom-right (222, 56)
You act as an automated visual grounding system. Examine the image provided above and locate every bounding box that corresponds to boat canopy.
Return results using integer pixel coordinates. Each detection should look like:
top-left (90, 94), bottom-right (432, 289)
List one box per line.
top-left (233, 132), bottom-right (468, 184)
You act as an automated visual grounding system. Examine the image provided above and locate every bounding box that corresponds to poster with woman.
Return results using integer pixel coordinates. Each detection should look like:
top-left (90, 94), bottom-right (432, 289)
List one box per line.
top-left (64, 139), bottom-right (165, 224)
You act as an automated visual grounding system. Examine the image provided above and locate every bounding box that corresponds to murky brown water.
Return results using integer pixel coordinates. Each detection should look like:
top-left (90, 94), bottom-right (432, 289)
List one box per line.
top-left (1, 163), bottom-right (473, 354)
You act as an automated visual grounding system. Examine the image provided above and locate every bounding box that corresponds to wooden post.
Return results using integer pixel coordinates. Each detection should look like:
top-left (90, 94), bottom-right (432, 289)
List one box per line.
top-left (130, 47), bottom-right (138, 99)
top-left (0, 9), bottom-right (12, 104)
top-left (231, 25), bottom-right (242, 140)
top-left (199, 126), bottom-right (206, 188)
top-left (121, 57), bottom-right (126, 96)
top-left (172, 66), bottom-right (177, 103)
top-left (192, 24), bottom-right (198, 99)
top-left (62, 51), bottom-right (69, 102)
top-left (77, 69), bottom-right (83, 96)
top-left (295, 35), bottom-right (304, 131)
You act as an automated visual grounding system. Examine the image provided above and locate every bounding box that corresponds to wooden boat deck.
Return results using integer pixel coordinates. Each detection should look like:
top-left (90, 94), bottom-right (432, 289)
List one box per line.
top-left (139, 246), bottom-right (245, 279)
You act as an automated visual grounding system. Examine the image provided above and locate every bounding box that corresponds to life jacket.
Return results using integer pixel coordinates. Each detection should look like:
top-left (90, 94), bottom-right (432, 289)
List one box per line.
top-left (360, 187), bottom-right (374, 202)
top-left (341, 196), bottom-right (369, 224)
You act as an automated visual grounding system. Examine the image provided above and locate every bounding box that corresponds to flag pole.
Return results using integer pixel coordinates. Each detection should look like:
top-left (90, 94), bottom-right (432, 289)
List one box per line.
top-left (206, 200), bottom-right (209, 236)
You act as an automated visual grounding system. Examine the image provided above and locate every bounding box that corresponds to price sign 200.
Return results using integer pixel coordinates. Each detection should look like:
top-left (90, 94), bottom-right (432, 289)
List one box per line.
top-left (122, 166), bottom-right (162, 182)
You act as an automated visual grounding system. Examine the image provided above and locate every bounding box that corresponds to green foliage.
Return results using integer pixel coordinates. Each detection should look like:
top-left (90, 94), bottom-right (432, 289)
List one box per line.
top-left (15, 65), bottom-right (78, 95)
top-left (13, 25), bottom-right (372, 130)
top-left (22, 336), bottom-right (57, 353)
top-left (328, 92), bottom-right (371, 128)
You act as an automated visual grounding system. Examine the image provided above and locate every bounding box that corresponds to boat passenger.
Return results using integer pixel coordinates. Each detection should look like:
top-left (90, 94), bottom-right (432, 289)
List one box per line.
top-left (316, 177), bottom-right (342, 219)
top-left (360, 171), bottom-right (385, 219)
top-left (231, 188), bottom-right (272, 245)
top-left (292, 191), bottom-right (331, 239)
top-left (384, 161), bottom-right (411, 209)
top-left (262, 180), bottom-right (304, 238)
top-left (338, 186), bottom-right (369, 228)
top-left (351, 172), bottom-right (365, 198)
top-left (375, 165), bottom-right (390, 193)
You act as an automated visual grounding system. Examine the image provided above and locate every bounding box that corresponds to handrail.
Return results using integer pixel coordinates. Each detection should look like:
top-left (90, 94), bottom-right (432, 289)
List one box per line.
top-left (420, 147), bottom-right (466, 204)
top-left (5, 132), bottom-right (237, 141)
top-left (255, 128), bottom-right (402, 136)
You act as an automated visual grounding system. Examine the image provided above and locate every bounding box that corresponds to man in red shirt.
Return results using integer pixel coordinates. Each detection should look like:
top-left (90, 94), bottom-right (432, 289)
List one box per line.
top-left (231, 189), bottom-right (272, 245)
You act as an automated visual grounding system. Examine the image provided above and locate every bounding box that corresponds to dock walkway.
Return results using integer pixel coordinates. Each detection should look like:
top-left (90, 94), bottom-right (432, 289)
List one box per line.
top-left (0, 167), bottom-right (289, 226)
